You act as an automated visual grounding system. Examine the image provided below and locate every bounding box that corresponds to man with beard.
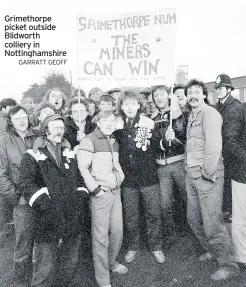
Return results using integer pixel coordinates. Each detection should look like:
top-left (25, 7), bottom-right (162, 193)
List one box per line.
top-left (19, 114), bottom-right (89, 286)
top-left (214, 74), bottom-right (241, 221)
top-left (185, 79), bottom-right (239, 281)
top-left (0, 105), bottom-right (37, 286)
top-left (151, 85), bottom-right (187, 246)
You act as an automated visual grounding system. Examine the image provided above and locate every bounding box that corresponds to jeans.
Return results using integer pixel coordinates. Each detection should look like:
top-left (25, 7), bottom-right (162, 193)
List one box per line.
top-left (12, 202), bottom-right (36, 286)
top-left (158, 160), bottom-right (187, 236)
top-left (121, 184), bottom-right (162, 251)
top-left (31, 234), bottom-right (81, 286)
top-left (91, 190), bottom-right (123, 286)
top-left (186, 173), bottom-right (237, 268)
top-left (0, 195), bottom-right (14, 239)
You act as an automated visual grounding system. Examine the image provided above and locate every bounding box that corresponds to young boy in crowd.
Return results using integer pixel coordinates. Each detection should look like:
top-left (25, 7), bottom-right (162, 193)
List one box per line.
top-left (78, 111), bottom-right (127, 287)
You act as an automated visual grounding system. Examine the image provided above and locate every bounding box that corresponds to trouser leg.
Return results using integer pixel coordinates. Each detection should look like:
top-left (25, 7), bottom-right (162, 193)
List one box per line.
top-left (197, 177), bottom-right (237, 269)
top-left (231, 180), bottom-right (246, 264)
top-left (158, 165), bottom-right (176, 237)
top-left (108, 190), bottom-right (123, 269)
top-left (121, 187), bottom-right (140, 251)
top-left (59, 234), bottom-right (82, 286)
top-left (12, 203), bottom-right (36, 285)
top-left (91, 191), bottom-right (114, 286)
top-left (186, 175), bottom-right (210, 252)
top-left (31, 241), bottom-right (58, 287)
top-left (140, 184), bottom-right (162, 251)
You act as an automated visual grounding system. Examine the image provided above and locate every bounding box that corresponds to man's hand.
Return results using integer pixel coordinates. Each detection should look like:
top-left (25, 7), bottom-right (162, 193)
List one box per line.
top-left (95, 190), bottom-right (105, 197)
top-left (165, 126), bottom-right (175, 141)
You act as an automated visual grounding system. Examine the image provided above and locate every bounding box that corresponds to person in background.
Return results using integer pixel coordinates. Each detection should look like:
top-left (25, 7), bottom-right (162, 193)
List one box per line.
top-left (146, 92), bottom-right (156, 117)
top-left (19, 114), bottom-right (89, 286)
top-left (31, 102), bottom-right (56, 134)
top-left (88, 87), bottom-right (103, 106)
top-left (21, 97), bottom-right (35, 115)
top-left (64, 98), bottom-right (96, 151)
top-left (140, 87), bottom-right (152, 115)
top-left (173, 84), bottom-right (187, 108)
top-left (71, 88), bottom-right (86, 100)
top-left (86, 98), bottom-right (97, 117)
top-left (78, 111), bottom-right (127, 287)
top-left (114, 89), bottom-right (165, 265)
top-left (0, 105), bottom-right (37, 286)
top-left (0, 98), bottom-right (17, 135)
top-left (99, 94), bottom-right (115, 113)
top-left (185, 79), bottom-right (239, 281)
top-left (108, 88), bottom-right (121, 105)
top-left (214, 74), bottom-right (241, 222)
top-left (43, 87), bottom-right (67, 116)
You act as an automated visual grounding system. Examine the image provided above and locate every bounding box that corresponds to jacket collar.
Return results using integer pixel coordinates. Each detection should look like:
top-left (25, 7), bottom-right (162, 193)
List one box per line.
top-left (7, 126), bottom-right (36, 138)
top-left (151, 107), bottom-right (170, 120)
top-left (33, 136), bottom-right (71, 151)
top-left (217, 94), bottom-right (234, 112)
top-left (94, 127), bottom-right (115, 139)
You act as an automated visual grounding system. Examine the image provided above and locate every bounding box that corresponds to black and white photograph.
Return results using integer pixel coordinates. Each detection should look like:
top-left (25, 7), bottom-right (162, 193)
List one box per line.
top-left (1, 0), bottom-right (246, 286)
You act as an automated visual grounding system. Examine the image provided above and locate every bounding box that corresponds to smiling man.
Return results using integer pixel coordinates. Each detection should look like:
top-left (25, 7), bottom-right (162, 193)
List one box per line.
top-left (185, 79), bottom-right (239, 281)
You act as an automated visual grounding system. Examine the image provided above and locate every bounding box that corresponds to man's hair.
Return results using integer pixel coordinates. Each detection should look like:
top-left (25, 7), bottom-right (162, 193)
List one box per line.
top-left (6, 105), bottom-right (29, 131)
top-left (99, 94), bottom-right (114, 104)
top-left (185, 79), bottom-right (209, 104)
top-left (35, 102), bottom-right (56, 117)
top-left (88, 87), bottom-right (103, 98)
top-left (71, 88), bottom-right (86, 99)
top-left (117, 89), bottom-right (144, 115)
top-left (85, 98), bottom-right (96, 105)
top-left (43, 87), bottom-right (66, 108)
top-left (66, 98), bottom-right (89, 115)
top-left (0, 98), bottom-right (17, 110)
top-left (94, 110), bottom-right (115, 123)
top-left (151, 85), bottom-right (170, 95)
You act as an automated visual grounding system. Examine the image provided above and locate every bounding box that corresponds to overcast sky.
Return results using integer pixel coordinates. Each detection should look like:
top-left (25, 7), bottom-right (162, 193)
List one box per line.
top-left (1, 0), bottom-right (246, 102)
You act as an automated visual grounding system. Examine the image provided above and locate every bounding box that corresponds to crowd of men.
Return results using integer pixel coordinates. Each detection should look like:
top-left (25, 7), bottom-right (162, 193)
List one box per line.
top-left (0, 73), bottom-right (245, 287)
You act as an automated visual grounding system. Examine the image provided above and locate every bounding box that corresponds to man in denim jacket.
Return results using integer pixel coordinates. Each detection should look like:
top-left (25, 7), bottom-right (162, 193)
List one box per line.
top-left (184, 79), bottom-right (239, 281)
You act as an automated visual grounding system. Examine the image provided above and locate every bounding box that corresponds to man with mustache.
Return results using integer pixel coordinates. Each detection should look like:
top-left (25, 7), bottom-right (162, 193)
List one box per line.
top-left (19, 114), bottom-right (89, 286)
top-left (185, 79), bottom-right (239, 281)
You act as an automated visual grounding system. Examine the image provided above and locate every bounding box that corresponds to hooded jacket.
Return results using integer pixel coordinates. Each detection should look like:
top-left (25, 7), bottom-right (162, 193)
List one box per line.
top-left (19, 136), bottom-right (88, 243)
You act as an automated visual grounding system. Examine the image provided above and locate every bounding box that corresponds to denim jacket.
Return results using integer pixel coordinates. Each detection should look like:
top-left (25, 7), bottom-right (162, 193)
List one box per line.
top-left (186, 104), bottom-right (224, 182)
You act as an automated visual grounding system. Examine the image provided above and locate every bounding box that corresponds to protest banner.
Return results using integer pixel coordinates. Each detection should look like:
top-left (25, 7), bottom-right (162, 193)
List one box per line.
top-left (76, 9), bottom-right (176, 90)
